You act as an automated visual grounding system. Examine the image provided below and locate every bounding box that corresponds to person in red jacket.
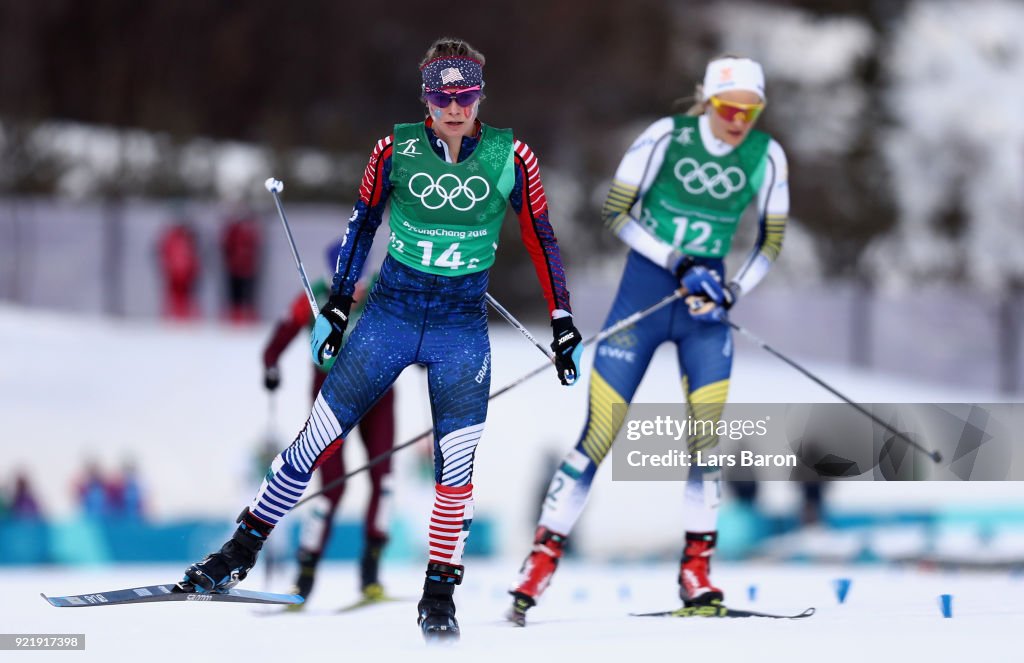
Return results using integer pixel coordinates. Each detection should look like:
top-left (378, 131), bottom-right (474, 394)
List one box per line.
top-left (221, 211), bottom-right (263, 323)
top-left (157, 220), bottom-right (201, 320)
top-left (262, 241), bottom-right (394, 603)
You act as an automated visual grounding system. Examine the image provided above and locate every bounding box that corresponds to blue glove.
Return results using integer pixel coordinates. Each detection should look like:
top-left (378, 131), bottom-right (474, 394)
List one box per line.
top-left (550, 316), bottom-right (584, 386)
top-left (310, 293), bottom-right (354, 367)
top-left (680, 266), bottom-right (737, 324)
top-left (681, 266), bottom-right (726, 304)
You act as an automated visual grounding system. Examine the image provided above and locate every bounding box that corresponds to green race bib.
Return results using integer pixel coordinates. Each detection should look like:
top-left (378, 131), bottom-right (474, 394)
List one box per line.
top-left (388, 122), bottom-right (516, 275)
top-left (640, 115), bottom-right (771, 258)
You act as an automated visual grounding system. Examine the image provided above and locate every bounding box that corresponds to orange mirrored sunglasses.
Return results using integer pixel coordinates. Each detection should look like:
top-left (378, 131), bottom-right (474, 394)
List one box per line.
top-left (709, 96), bottom-right (765, 124)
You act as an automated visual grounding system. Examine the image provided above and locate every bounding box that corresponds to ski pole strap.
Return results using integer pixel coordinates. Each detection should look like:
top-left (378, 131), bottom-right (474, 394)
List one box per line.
top-left (673, 255), bottom-right (697, 280)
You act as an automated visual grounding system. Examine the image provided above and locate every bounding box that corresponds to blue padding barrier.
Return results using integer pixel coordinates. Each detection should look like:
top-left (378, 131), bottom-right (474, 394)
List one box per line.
top-left (0, 516), bottom-right (495, 565)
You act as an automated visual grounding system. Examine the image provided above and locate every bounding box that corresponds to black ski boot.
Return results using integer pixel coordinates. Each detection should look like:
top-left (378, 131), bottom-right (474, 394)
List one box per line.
top-left (417, 562), bottom-right (462, 643)
top-left (288, 548), bottom-right (320, 605)
top-left (181, 508), bottom-right (272, 592)
top-left (360, 536), bottom-right (387, 599)
top-left (506, 592), bottom-right (534, 627)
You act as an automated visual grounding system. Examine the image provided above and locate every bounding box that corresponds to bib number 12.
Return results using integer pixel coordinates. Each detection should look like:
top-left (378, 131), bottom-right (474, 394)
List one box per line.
top-left (672, 217), bottom-right (720, 254)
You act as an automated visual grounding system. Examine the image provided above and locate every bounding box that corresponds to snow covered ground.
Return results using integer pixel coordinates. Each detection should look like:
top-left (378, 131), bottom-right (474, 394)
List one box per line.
top-left (9, 560), bottom-right (1021, 662)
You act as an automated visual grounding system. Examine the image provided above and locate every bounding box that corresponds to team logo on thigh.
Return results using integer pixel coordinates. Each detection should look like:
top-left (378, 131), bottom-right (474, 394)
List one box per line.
top-left (673, 158), bottom-right (746, 200)
top-left (409, 172), bottom-right (490, 211)
top-left (607, 329), bottom-right (638, 349)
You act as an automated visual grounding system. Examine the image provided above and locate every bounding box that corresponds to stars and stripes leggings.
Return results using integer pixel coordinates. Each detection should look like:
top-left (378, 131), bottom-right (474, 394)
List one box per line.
top-left (248, 255), bottom-right (490, 567)
top-left (295, 375), bottom-right (395, 557)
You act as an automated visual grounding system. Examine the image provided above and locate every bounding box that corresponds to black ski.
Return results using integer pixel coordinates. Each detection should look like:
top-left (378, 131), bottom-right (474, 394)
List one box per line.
top-left (631, 604), bottom-right (815, 619)
top-left (41, 583), bottom-right (303, 608)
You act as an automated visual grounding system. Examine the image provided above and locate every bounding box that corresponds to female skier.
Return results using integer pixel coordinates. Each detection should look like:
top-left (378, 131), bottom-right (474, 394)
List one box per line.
top-left (508, 55), bottom-right (789, 624)
top-left (183, 37), bottom-right (583, 642)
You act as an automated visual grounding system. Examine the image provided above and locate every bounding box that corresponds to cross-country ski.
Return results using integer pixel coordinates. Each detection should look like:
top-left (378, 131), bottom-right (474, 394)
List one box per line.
top-left (41, 583), bottom-right (303, 608)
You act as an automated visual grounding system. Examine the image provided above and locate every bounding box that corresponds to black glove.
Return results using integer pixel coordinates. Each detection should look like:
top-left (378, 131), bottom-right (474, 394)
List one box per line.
top-left (550, 316), bottom-right (583, 386)
top-left (263, 365), bottom-right (281, 391)
top-left (310, 293), bottom-right (354, 367)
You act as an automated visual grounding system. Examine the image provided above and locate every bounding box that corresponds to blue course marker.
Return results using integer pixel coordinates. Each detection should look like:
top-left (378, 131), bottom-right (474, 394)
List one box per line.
top-left (833, 578), bottom-right (852, 604)
top-left (939, 594), bottom-right (953, 618)
top-left (747, 585), bottom-right (758, 602)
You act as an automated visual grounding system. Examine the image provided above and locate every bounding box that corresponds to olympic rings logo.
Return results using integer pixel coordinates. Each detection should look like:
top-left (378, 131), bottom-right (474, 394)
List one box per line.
top-left (408, 172), bottom-right (490, 211)
top-left (673, 158), bottom-right (746, 200)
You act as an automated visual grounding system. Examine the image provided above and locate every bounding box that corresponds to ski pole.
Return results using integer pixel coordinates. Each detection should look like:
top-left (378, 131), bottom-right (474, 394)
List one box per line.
top-left (267, 391), bottom-right (277, 438)
top-left (264, 178), bottom-right (320, 316)
top-left (485, 293), bottom-right (555, 363)
top-left (727, 320), bottom-right (943, 464)
top-left (292, 287), bottom-right (686, 508)
top-left (485, 287), bottom-right (687, 401)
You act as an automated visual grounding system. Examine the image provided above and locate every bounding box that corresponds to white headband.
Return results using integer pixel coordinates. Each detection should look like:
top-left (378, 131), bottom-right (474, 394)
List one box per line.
top-left (703, 58), bottom-right (766, 101)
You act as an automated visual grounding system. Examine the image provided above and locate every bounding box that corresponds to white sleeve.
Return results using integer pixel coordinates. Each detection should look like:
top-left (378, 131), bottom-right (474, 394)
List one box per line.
top-left (732, 139), bottom-right (789, 296)
top-left (616, 117), bottom-right (675, 192)
top-left (603, 117), bottom-right (685, 271)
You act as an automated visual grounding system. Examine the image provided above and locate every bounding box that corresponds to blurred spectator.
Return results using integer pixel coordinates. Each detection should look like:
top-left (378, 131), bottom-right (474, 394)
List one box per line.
top-left (799, 483), bottom-right (826, 526)
top-left (220, 210), bottom-right (262, 324)
top-left (0, 482), bottom-right (10, 520)
top-left (107, 459), bottom-right (146, 520)
top-left (731, 480), bottom-right (827, 527)
top-left (77, 459), bottom-right (112, 518)
top-left (157, 218), bottom-right (202, 320)
top-left (10, 471), bottom-right (42, 520)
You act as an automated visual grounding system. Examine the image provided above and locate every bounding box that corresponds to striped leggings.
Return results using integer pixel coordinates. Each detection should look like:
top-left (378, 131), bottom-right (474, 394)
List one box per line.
top-left (247, 256), bottom-right (490, 567)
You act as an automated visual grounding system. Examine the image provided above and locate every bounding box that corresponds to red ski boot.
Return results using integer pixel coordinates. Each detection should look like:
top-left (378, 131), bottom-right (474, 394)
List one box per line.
top-left (678, 531), bottom-right (724, 606)
top-left (507, 527), bottom-right (567, 626)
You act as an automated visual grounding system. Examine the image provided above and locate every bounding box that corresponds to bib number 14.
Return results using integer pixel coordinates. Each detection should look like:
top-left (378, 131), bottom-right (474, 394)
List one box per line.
top-left (418, 240), bottom-right (466, 270)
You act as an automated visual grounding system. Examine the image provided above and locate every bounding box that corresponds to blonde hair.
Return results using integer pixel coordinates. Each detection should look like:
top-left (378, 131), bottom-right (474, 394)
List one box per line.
top-left (419, 37), bottom-right (486, 67)
top-left (675, 52), bottom-right (747, 116)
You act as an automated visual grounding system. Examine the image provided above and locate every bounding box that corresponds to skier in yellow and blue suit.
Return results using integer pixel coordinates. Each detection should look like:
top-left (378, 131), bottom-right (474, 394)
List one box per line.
top-left (509, 55), bottom-right (790, 624)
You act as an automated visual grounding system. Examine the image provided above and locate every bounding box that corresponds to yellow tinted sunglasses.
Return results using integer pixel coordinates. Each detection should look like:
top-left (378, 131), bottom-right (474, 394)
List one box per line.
top-left (709, 96), bottom-right (765, 124)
